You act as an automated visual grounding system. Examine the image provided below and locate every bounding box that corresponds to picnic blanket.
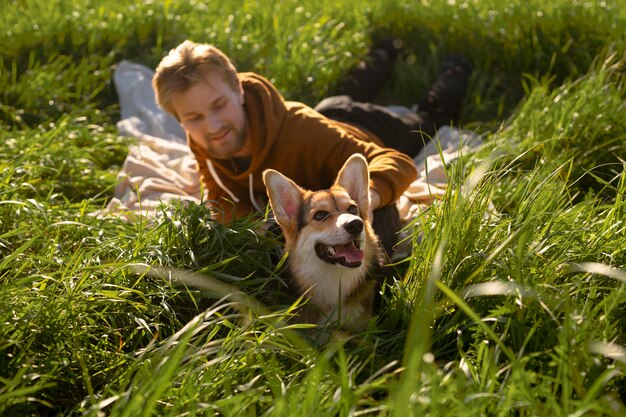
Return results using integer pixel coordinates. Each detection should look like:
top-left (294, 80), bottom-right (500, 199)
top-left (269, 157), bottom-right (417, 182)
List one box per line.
top-left (106, 60), bottom-right (484, 223)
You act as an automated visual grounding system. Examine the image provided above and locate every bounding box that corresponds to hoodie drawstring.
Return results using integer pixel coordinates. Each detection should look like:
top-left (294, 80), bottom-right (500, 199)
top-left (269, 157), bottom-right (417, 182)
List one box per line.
top-left (206, 159), bottom-right (240, 203)
top-left (206, 159), bottom-right (262, 211)
top-left (248, 174), bottom-right (261, 211)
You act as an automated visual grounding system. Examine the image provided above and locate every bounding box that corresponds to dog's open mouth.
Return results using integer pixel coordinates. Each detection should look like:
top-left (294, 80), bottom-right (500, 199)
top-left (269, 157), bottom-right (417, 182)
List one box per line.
top-left (315, 240), bottom-right (364, 268)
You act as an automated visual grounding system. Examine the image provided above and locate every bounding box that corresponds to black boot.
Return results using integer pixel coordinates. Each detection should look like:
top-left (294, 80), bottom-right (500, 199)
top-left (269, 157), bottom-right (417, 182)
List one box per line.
top-left (336, 36), bottom-right (404, 103)
top-left (417, 54), bottom-right (474, 128)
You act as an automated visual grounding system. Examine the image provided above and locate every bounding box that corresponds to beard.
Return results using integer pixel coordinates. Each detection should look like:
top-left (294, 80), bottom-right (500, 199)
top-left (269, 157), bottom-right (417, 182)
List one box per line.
top-left (202, 123), bottom-right (248, 160)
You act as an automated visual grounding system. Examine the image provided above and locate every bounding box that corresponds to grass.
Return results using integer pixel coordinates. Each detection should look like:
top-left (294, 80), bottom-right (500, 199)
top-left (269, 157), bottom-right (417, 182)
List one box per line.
top-left (1, 0), bottom-right (626, 415)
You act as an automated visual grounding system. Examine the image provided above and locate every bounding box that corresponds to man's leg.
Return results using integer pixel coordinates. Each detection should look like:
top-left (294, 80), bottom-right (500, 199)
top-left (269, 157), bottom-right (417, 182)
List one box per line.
top-left (318, 49), bottom-right (473, 159)
top-left (335, 37), bottom-right (404, 103)
top-left (416, 55), bottom-right (474, 129)
top-left (315, 95), bottom-right (430, 157)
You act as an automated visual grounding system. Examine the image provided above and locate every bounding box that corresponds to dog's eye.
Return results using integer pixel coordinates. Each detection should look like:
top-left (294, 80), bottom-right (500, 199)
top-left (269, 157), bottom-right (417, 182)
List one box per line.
top-left (347, 205), bottom-right (358, 215)
top-left (313, 210), bottom-right (329, 221)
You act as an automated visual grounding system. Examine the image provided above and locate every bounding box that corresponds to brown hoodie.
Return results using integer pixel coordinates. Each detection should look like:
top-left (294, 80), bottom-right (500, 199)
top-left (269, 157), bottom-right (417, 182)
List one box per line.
top-left (188, 72), bottom-right (417, 222)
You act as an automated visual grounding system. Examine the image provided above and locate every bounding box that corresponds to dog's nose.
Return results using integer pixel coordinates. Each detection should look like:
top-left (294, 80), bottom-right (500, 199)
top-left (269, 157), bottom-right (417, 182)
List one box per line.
top-left (344, 218), bottom-right (363, 236)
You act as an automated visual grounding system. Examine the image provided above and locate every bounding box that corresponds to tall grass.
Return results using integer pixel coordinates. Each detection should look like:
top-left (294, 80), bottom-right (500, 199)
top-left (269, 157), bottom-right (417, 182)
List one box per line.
top-left (1, 0), bottom-right (626, 415)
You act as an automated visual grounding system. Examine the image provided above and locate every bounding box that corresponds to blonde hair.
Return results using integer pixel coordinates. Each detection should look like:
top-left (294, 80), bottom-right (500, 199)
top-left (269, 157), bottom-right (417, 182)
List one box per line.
top-left (152, 40), bottom-right (239, 119)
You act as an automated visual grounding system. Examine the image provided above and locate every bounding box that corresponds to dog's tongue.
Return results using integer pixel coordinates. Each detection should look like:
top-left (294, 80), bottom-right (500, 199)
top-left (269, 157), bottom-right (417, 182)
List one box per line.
top-left (334, 242), bottom-right (364, 263)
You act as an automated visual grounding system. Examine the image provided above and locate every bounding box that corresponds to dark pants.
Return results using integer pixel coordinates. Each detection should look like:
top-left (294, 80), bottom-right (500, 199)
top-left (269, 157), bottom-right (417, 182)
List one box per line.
top-left (315, 42), bottom-right (472, 159)
top-left (315, 96), bottom-right (435, 159)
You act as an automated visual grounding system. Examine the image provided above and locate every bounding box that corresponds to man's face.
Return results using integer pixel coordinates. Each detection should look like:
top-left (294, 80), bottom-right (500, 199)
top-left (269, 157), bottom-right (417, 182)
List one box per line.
top-left (171, 72), bottom-right (249, 160)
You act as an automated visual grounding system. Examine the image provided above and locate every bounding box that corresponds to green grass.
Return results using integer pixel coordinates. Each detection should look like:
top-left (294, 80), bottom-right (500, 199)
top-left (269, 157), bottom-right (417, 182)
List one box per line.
top-left (1, 0), bottom-right (626, 415)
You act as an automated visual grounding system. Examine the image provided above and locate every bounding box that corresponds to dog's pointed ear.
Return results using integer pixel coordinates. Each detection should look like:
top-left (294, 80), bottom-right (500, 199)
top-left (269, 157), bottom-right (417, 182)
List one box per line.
top-left (336, 153), bottom-right (370, 208)
top-left (263, 169), bottom-right (303, 228)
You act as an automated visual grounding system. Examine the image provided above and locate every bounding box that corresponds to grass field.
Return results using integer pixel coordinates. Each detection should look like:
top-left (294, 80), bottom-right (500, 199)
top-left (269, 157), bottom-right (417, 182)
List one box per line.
top-left (1, 0), bottom-right (626, 415)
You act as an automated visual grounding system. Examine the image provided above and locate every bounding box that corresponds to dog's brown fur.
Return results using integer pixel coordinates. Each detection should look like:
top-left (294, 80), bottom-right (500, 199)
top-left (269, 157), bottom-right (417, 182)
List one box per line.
top-left (263, 154), bottom-right (384, 331)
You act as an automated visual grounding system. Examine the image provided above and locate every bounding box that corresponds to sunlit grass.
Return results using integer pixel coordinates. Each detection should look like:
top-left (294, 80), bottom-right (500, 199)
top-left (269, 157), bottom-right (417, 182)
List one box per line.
top-left (1, 0), bottom-right (626, 415)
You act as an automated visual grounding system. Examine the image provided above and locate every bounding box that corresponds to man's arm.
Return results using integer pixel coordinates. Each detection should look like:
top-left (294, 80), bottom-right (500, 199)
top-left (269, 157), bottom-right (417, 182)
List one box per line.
top-left (323, 132), bottom-right (417, 207)
top-left (369, 188), bottom-right (381, 210)
top-left (279, 105), bottom-right (418, 208)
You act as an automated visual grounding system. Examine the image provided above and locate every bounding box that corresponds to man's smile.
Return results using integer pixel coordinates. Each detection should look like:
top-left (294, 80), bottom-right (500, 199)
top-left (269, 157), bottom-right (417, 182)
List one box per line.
top-left (207, 128), bottom-right (230, 142)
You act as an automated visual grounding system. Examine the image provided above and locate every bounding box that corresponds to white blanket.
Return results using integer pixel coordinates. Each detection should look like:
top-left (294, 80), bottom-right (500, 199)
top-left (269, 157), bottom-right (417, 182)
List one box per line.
top-left (106, 60), bottom-right (483, 222)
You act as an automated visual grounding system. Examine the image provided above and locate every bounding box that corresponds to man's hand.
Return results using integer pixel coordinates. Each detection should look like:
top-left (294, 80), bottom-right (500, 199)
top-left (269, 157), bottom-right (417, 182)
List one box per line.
top-left (368, 188), bottom-right (381, 220)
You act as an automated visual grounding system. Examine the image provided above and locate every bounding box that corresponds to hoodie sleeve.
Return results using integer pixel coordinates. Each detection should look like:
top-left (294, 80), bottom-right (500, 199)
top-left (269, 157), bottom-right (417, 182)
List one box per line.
top-left (325, 129), bottom-right (417, 207)
top-left (276, 105), bottom-right (417, 207)
top-left (364, 147), bottom-right (417, 207)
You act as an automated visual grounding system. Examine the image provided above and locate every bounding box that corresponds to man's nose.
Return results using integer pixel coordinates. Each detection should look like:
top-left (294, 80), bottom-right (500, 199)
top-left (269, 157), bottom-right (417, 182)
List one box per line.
top-left (203, 113), bottom-right (222, 134)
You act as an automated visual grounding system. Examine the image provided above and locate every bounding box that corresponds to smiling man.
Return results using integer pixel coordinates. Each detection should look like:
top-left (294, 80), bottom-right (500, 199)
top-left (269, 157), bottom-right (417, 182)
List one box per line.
top-left (152, 40), bottom-right (471, 255)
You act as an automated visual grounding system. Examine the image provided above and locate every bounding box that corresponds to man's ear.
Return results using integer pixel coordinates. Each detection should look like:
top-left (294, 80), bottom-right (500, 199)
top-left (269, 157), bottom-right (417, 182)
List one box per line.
top-left (335, 153), bottom-right (370, 210)
top-left (263, 169), bottom-right (303, 229)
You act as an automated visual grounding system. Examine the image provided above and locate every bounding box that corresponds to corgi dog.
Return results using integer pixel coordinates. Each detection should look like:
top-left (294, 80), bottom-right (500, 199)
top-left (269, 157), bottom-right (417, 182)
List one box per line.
top-left (262, 154), bottom-right (384, 332)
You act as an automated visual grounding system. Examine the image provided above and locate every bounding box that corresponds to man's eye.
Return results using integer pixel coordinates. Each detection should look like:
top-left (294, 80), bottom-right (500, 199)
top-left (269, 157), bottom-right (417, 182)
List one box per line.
top-left (313, 211), bottom-right (329, 221)
top-left (184, 115), bottom-right (202, 122)
top-left (347, 205), bottom-right (358, 215)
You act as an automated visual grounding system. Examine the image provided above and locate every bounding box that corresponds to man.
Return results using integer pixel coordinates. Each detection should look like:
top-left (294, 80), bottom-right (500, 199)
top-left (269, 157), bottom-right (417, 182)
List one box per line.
top-left (152, 39), bottom-right (472, 254)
